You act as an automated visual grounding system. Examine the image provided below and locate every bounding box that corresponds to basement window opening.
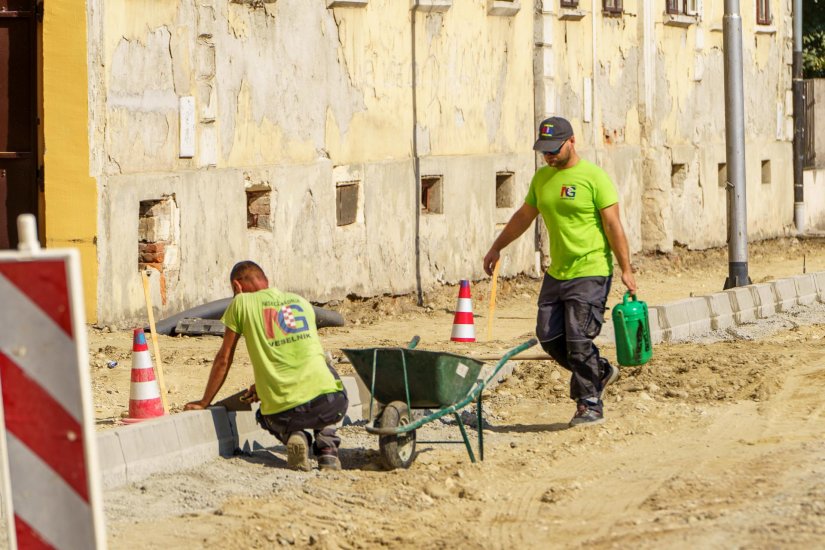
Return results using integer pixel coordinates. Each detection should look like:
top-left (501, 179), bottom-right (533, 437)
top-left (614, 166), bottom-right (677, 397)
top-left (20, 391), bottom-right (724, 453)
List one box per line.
top-left (496, 172), bottom-right (515, 208)
top-left (138, 196), bottom-right (179, 306)
top-left (671, 163), bottom-right (687, 194)
top-left (761, 160), bottom-right (771, 185)
top-left (246, 189), bottom-right (271, 231)
top-left (421, 175), bottom-right (444, 214)
top-left (717, 163), bottom-right (728, 188)
top-left (336, 181), bottom-right (360, 227)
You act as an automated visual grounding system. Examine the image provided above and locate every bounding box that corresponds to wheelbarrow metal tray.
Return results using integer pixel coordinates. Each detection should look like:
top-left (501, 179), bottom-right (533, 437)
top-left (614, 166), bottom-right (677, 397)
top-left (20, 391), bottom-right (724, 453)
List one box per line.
top-left (342, 348), bottom-right (484, 408)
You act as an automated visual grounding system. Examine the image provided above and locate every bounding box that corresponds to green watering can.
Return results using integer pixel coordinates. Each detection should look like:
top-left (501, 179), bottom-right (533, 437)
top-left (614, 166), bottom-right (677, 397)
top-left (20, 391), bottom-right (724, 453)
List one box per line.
top-left (611, 292), bottom-right (652, 367)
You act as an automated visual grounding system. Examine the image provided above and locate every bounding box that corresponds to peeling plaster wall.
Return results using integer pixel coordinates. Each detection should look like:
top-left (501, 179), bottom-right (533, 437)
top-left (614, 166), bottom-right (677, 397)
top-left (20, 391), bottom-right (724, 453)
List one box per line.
top-left (89, 0), bottom-right (536, 325)
top-left (536, 0), bottom-right (794, 258)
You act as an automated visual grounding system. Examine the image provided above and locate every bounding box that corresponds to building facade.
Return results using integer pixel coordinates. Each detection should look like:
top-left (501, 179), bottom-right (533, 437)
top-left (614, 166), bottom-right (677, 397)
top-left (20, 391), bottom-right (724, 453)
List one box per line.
top-left (24, 0), bottom-right (816, 325)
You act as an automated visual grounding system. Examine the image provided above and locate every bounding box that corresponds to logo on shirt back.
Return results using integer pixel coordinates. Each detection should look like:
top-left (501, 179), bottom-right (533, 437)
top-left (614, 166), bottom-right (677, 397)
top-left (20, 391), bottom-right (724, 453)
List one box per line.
top-left (263, 304), bottom-right (309, 338)
top-left (560, 185), bottom-right (577, 199)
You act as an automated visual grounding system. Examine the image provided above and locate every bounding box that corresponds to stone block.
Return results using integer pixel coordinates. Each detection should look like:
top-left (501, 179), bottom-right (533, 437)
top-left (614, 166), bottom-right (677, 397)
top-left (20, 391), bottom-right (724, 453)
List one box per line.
top-left (648, 306), bottom-right (664, 345)
top-left (116, 416), bottom-right (184, 483)
top-left (814, 271), bottom-right (825, 302)
top-left (350, 370), bottom-right (374, 419)
top-left (704, 292), bottom-right (735, 331)
top-left (174, 408), bottom-right (234, 466)
top-left (724, 287), bottom-right (757, 324)
top-left (793, 274), bottom-right (818, 306)
top-left (653, 299), bottom-right (693, 341)
top-left (684, 297), bottom-right (712, 337)
top-left (96, 430), bottom-right (127, 490)
top-left (228, 408), bottom-right (280, 454)
top-left (750, 283), bottom-right (776, 319)
top-left (771, 278), bottom-right (798, 311)
top-left (479, 360), bottom-right (515, 390)
top-left (340, 376), bottom-right (363, 424)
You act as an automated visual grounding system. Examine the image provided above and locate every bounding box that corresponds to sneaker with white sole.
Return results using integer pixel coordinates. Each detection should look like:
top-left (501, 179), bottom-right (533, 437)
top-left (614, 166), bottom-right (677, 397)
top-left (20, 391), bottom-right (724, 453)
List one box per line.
top-left (286, 432), bottom-right (311, 471)
top-left (569, 402), bottom-right (605, 427)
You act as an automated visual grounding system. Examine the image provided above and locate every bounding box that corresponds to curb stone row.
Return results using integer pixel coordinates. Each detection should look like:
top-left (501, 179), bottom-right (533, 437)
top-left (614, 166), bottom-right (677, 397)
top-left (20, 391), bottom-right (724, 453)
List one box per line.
top-left (97, 271), bottom-right (825, 489)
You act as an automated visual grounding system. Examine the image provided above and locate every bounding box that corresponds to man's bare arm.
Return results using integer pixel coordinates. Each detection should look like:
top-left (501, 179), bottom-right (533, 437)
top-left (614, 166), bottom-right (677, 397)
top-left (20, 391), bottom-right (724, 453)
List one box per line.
top-left (599, 203), bottom-right (637, 294)
top-left (184, 328), bottom-right (242, 410)
top-left (483, 203), bottom-right (540, 275)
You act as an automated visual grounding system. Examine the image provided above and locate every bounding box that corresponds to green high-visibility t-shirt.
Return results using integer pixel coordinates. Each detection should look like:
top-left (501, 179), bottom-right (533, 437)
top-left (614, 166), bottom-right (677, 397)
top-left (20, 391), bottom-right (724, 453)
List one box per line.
top-left (221, 288), bottom-right (344, 415)
top-left (525, 159), bottom-right (619, 280)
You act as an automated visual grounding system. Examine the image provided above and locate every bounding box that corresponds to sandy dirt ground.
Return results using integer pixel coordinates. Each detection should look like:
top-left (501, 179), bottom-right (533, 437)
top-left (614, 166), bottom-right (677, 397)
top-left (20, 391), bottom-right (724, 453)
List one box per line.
top-left (89, 237), bottom-right (825, 548)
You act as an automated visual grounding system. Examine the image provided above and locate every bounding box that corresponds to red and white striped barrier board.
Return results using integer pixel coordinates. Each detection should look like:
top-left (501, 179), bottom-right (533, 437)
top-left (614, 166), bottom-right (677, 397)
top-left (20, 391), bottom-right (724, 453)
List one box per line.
top-left (0, 215), bottom-right (106, 549)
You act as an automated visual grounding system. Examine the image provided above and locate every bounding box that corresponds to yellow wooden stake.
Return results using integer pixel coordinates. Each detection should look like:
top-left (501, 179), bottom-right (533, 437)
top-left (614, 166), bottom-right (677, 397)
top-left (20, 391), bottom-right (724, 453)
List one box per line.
top-left (487, 261), bottom-right (501, 341)
top-left (141, 270), bottom-right (170, 413)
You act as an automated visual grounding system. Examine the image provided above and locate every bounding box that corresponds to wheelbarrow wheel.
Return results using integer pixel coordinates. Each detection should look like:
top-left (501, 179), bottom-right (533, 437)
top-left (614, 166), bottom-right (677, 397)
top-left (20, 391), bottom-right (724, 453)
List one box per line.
top-left (378, 401), bottom-right (416, 470)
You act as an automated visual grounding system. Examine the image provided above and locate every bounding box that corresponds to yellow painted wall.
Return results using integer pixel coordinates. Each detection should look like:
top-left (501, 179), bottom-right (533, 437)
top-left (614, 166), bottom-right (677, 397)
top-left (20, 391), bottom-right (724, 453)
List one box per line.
top-left (43, 1), bottom-right (98, 322)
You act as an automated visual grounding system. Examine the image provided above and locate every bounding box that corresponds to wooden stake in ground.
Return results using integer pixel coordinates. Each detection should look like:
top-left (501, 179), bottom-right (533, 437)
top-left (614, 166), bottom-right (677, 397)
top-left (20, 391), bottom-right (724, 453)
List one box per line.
top-left (141, 270), bottom-right (170, 414)
top-left (487, 260), bottom-right (501, 341)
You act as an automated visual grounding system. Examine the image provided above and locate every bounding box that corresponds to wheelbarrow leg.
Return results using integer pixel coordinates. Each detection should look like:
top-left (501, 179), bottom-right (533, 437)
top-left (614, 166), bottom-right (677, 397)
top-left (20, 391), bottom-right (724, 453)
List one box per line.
top-left (477, 392), bottom-right (484, 462)
top-left (452, 413), bottom-right (476, 463)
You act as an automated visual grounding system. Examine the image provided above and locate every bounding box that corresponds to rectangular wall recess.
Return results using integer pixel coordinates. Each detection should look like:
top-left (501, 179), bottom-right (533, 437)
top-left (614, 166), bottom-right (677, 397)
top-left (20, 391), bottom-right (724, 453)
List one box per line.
top-left (717, 163), bottom-right (727, 188)
top-left (336, 181), bottom-right (359, 227)
top-left (495, 172), bottom-right (514, 208)
top-left (761, 159), bottom-right (771, 184)
top-left (246, 189), bottom-right (271, 230)
top-left (421, 175), bottom-right (443, 214)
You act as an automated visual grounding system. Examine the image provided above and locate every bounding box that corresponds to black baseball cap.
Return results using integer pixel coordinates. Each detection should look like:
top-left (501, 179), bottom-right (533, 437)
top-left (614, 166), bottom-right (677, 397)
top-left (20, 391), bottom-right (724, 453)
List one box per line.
top-left (533, 117), bottom-right (574, 152)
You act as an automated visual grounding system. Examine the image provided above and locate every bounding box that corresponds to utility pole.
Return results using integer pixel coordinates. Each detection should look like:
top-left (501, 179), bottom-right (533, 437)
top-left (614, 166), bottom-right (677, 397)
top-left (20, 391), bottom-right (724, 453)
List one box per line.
top-left (792, 0), bottom-right (805, 233)
top-left (723, 0), bottom-right (750, 289)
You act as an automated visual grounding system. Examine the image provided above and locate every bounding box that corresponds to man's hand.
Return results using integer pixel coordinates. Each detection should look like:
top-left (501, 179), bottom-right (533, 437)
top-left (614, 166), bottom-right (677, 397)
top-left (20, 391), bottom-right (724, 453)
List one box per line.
top-left (239, 384), bottom-right (259, 403)
top-left (621, 269), bottom-right (637, 295)
top-left (184, 400), bottom-right (208, 411)
top-left (483, 248), bottom-right (500, 276)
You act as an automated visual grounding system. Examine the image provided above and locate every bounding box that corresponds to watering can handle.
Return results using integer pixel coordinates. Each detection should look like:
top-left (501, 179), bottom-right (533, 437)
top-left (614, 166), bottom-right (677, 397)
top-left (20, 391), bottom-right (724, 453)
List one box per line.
top-left (622, 291), bottom-right (637, 305)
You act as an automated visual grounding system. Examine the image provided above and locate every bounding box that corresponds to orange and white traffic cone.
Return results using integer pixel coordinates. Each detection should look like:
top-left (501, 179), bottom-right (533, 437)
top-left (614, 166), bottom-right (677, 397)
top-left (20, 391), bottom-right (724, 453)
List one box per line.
top-left (450, 280), bottom-right (476, 342)
top-left (123, 328), bottom-right (165, 423)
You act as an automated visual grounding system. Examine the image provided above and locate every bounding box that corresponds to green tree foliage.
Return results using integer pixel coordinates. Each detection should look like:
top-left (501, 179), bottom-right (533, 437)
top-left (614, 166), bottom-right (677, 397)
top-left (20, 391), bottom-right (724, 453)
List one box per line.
top-left (804, 0), bottom-right (825, 77)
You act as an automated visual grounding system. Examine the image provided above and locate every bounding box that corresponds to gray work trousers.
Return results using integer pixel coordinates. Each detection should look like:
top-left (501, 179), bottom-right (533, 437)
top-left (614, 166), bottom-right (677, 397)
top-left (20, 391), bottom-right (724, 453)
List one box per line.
top-left (257, 390), bottom-right (348, 454)
top-left (536, 273), bottom-right (612, 406)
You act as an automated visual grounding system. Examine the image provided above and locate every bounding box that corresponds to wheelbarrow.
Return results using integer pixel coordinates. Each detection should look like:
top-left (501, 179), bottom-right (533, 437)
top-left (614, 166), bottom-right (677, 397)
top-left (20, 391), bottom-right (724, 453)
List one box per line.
top-left (342, 337), bottom-right (537, 470)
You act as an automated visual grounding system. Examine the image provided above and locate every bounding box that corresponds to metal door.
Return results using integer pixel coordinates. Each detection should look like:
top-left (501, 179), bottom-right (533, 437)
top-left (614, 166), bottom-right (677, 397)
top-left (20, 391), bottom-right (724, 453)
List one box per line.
top-left (0, 1), bottom-right (39, 249)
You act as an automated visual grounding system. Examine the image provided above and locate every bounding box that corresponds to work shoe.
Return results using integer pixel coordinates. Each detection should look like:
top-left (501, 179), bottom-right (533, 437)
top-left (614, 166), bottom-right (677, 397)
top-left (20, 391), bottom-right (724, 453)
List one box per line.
top-left (286, 432), bottom-right (311, 471)
top-left (317, 450), bottom-right (342, 471)
top-left (569, 402), bottom-right (605, 427)
top-left (598, 359), bottom-right (619, 400)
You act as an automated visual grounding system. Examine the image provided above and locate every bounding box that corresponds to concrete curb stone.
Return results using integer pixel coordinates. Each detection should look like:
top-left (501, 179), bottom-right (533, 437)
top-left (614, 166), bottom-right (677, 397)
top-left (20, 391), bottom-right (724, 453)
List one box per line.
top-left (750, 283), bottom-right (776, 319)
top-left (704, 293), bottom-right (736, 331)
top-left (813, 272), bottom-right (825, 301)
top-left (793, 274), bottom-right (818, 306)
top-left (724, 286), bottom-right (758, 325)
top-left (772, 278), bottom-right (798, 311)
